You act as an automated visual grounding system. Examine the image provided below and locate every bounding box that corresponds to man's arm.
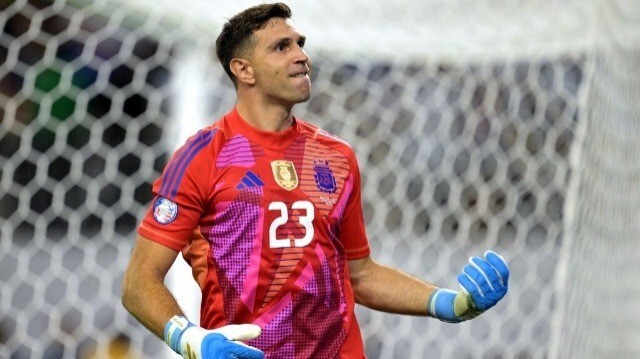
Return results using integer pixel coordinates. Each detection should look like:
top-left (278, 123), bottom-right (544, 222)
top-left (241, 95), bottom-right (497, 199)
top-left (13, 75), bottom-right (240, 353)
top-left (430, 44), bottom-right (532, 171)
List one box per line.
top-left (348, 255), bottom-right (435, 316)
top-left (121, 234), bottom-right (183, 338)
top-left (348, 252), bottom-right (509, 322)
top-left (122, 234), bottom-right (264, 359)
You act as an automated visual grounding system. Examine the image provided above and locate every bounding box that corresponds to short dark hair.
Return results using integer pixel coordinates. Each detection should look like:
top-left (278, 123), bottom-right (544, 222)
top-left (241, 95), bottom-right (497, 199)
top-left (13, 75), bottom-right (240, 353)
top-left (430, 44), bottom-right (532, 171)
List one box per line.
top-left (215, 3), bottom-right (292, 85)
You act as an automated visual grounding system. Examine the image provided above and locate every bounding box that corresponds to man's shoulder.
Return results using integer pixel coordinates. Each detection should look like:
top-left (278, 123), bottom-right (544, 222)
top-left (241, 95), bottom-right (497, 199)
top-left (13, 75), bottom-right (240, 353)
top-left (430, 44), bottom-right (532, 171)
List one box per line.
top-left (199, 111), bottom-right (241, 144)
top-left (176, 125), bottom-right (221, 147)
top-left (297, 118), bottom-right (354, 153)
top-left (170, 118), bottom-right (228, 162)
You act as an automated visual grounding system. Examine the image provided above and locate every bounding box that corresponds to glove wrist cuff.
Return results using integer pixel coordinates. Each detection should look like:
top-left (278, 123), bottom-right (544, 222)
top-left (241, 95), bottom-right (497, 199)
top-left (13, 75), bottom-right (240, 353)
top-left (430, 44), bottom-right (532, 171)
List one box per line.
top-left (164, 315), bottom-right (194, 353)
top-left (427, 288), bottom-right (462, 323)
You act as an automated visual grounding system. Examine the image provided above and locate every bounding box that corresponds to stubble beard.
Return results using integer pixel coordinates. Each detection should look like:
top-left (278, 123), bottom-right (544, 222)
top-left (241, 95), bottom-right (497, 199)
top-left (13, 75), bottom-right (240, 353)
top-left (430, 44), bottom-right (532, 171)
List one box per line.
top-left (273, 81), bottom-right (312, 107)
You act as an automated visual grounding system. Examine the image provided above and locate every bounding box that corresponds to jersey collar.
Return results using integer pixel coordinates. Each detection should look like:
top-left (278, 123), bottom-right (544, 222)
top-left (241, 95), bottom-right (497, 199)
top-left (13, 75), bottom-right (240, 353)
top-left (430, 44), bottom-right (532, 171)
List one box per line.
top-left (224, 107), bottom-right (301, 151)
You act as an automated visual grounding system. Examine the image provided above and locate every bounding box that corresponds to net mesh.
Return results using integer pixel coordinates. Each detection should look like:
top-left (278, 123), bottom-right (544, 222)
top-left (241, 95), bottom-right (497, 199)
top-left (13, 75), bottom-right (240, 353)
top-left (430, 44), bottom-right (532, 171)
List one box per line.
top-left (549, 1), bottom-right (640, 358)
top-left (0, 0), bottom-right (638, 358)
top-left (0, 1), bottom-right (175, 357)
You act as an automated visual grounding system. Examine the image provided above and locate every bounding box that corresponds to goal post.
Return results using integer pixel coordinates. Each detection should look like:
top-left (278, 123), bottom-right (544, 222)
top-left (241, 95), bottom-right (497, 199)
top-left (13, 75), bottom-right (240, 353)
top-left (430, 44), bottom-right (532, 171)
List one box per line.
top-left (0, 0), bottom-right (638, 358)
top-left (549, 1), bottom-right (640, 357)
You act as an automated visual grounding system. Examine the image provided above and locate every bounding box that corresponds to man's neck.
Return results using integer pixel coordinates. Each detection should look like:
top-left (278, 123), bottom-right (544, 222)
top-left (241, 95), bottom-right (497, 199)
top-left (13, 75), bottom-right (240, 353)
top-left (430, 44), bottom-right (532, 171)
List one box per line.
top-left (235, 96), bottom-right (294, 133)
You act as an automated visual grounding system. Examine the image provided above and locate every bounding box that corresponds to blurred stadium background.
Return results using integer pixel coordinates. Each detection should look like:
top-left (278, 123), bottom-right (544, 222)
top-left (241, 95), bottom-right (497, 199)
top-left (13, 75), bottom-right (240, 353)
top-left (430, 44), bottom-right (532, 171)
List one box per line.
top-left (1, 0), bottom-right (639, 358)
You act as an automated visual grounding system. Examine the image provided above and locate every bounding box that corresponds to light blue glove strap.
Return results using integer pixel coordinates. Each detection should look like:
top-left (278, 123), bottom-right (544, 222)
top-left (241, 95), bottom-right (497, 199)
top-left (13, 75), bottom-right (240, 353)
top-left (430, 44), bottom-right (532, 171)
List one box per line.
top-left (164, 315), bottom-right (194, 353)
top-left (427, 288), bottom-right (461, 323)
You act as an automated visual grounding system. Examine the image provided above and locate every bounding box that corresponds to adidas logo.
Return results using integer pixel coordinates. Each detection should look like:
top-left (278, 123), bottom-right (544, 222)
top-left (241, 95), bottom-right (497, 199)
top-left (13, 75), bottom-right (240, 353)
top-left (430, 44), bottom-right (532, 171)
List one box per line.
top-left (236, 170), bottom-right (265, 190)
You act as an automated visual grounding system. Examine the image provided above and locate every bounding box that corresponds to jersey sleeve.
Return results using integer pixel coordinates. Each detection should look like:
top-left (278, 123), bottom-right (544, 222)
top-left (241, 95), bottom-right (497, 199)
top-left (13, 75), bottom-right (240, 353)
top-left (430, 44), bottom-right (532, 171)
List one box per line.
top-left (339, 149), bottom-right (371, 260)
top-left (137, 129), bottom-right (218, 251)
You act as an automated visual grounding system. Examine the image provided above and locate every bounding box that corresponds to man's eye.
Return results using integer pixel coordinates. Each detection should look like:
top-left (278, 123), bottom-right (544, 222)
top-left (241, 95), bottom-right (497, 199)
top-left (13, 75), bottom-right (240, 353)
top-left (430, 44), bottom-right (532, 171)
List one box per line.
top-left (276, 44), bottom-right (286, 51)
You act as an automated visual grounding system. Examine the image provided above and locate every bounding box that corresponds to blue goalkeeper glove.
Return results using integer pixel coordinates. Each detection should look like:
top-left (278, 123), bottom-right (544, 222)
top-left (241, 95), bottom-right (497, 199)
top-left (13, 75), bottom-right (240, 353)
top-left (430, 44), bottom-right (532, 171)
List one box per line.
top-left (427, 250), bottom-right (509, 322)
top-left (164, 316), bottom-right (264, 359)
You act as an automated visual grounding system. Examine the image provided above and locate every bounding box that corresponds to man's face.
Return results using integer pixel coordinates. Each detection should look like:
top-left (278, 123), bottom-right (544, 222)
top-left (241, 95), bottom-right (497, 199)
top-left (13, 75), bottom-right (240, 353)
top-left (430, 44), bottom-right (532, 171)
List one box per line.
top-left (247, 18), bottom-right (311, 105)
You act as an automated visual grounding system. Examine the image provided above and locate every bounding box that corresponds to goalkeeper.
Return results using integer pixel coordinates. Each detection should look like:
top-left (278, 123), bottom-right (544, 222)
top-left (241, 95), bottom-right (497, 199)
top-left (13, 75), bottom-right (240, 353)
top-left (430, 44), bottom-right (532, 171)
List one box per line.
top-left (121, 3), bottom-right (509, 359)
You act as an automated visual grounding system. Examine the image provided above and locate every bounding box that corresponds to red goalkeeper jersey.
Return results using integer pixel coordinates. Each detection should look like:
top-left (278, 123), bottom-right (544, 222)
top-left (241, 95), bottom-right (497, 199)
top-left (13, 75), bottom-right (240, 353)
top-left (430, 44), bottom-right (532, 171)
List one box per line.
top-left (138, 108), bottom-right (370, 358)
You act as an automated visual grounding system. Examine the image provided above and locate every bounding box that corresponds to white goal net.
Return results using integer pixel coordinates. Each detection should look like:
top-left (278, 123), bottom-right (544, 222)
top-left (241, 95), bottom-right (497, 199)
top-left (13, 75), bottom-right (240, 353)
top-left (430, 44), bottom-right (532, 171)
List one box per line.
top-left (0, 0), bottom-right (638, 358)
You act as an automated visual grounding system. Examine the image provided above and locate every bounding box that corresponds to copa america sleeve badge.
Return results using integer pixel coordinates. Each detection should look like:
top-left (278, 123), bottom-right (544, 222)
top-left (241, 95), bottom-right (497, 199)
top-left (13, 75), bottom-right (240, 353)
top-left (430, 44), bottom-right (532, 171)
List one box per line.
top-left (153, 197), bottom-right (178, 224)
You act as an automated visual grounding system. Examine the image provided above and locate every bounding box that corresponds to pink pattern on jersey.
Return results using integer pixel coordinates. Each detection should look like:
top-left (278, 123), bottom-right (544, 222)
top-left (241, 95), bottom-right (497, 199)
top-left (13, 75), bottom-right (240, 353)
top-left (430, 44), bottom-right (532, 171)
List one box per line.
top-left (334, 249), bottom-right (348, 318)
top-left (201, 187), bottom-right (262, 320)
top-left (325, 230), bottom-right (348, 320)
top-left (243, 216), bottom-right (263, 312)
top-left (294, 262), bottom-right (317, 296)
top-left (315, 244), bottom-right (334, 308)
top-left (250, 266), bottom-right (347, 358)
top-left (250, 294), bottom-right (294, 358)
top-left (291, 267), bottom-right (347, 357)
top-left (331, 174), bottom-right (354, 222)
top-left (216, 134), bottom-right (255, 168)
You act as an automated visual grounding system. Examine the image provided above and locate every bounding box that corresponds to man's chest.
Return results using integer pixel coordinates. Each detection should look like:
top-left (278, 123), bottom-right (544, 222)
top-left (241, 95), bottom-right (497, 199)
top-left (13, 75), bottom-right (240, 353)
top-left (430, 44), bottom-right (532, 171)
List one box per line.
top-left (211, 146), bottom-right (351, 219)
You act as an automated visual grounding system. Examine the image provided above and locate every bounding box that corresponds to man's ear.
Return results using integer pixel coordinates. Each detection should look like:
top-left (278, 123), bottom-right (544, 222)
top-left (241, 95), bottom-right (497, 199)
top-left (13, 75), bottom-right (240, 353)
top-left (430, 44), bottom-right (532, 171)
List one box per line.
top-left (230, 58), bottom-right (255, 86)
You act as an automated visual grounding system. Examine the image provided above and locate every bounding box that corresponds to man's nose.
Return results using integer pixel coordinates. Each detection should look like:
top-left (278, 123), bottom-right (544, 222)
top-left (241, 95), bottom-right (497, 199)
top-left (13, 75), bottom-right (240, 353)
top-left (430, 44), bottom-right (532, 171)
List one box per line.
top-left (293, 45), bottom-right (309, 64)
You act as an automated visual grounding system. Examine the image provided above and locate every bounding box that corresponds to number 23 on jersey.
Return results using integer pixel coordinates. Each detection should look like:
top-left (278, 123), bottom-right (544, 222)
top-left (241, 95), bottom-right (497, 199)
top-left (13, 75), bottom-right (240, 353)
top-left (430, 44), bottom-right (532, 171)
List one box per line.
top-left (268, 200), bottom-right (315, 248)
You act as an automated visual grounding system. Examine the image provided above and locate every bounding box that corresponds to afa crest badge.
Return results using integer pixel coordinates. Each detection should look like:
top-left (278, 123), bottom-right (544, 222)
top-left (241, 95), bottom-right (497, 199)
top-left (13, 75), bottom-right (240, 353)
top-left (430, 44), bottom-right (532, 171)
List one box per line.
top-left (314, 160), bottom-right (337, 193)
